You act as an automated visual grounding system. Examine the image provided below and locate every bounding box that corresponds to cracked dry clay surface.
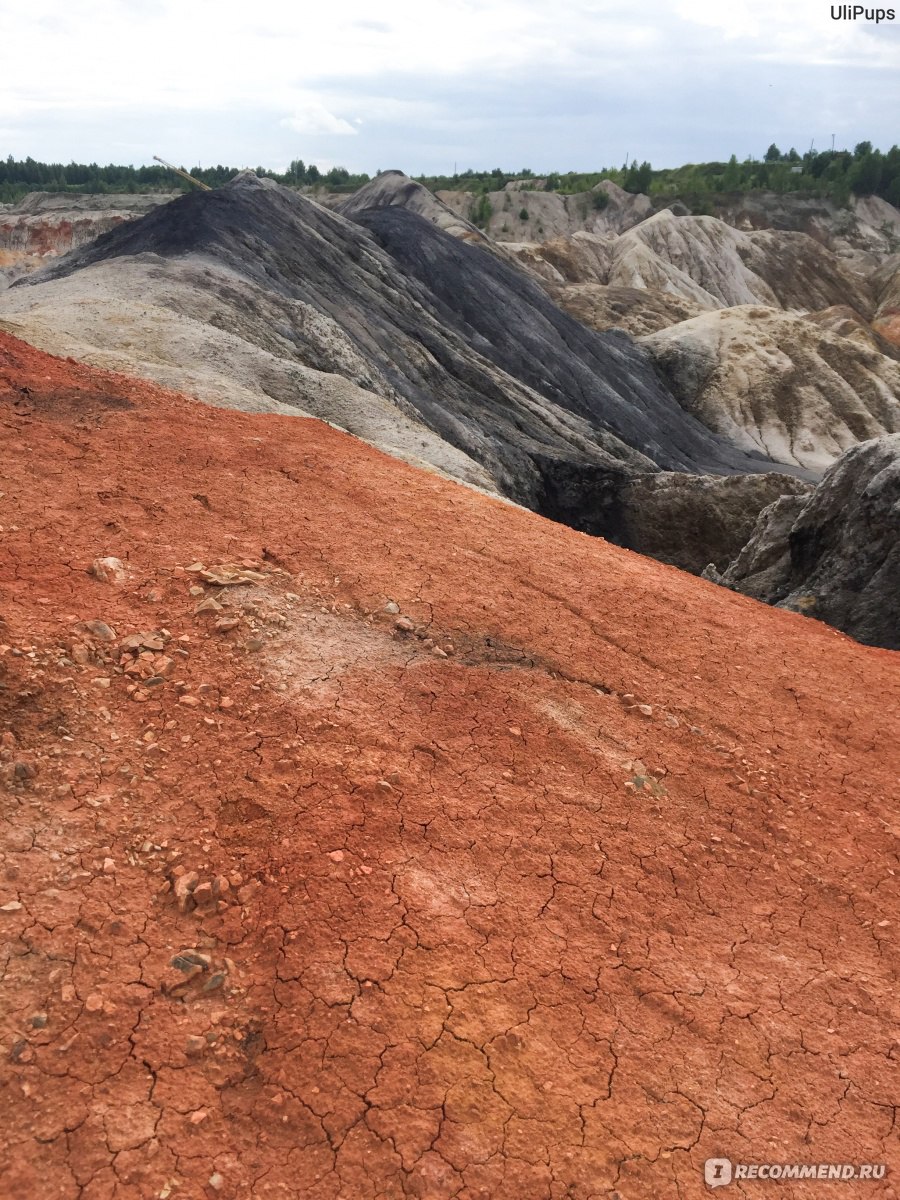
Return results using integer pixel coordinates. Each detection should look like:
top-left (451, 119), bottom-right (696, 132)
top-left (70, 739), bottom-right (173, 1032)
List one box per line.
top-left (0, 331), bottom-right (898, 1200)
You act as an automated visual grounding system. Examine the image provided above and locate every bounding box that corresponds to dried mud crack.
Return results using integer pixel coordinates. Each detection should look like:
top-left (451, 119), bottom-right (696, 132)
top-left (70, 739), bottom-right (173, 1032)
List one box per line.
top-left (0, 332), bottom-right (898, 1199)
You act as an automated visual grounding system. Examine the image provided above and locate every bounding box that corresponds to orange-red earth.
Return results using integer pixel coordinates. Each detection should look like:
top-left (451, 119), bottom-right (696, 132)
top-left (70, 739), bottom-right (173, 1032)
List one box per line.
top-left (1, 331), bottom-right (898, 1199)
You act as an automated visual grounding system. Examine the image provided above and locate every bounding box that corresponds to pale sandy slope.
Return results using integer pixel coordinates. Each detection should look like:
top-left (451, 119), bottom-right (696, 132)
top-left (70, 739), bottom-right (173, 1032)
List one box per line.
top-left (642, 305), bottom-right (900, 471)
top-left (0, 254), bottom-right (498, 493)
top-left (508, 210), bottom-right (874, 313)
top-left (873, 252), bottom-right (900, 347)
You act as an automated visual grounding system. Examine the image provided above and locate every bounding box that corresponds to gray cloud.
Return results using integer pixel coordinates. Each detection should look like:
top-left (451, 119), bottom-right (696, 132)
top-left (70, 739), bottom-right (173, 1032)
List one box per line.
top-left (305, 54), bottom-right (900, 174)
top-left (2, 1), bottom-right (898, 174)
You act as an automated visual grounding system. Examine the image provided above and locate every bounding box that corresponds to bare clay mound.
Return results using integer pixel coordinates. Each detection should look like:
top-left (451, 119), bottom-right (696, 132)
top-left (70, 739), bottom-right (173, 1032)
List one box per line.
top-left (1, 332), bottom-right (898, 1200)
top-left (642, 306), bottom-right (900, 472)
top-left (505, 210), bottom-right (875, 315)
top-left (0, 191), bottom-right (176, 289)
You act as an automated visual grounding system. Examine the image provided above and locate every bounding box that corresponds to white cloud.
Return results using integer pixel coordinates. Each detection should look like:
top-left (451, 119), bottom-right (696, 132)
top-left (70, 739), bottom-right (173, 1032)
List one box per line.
top-left (1, 0), bottom-right (894, 121)
top-left (673, 0), bottom-right (763, 39)
top-left (674, 0), bottom-right (900, 66)
top-left (280, 104), bottom-right (358, 137)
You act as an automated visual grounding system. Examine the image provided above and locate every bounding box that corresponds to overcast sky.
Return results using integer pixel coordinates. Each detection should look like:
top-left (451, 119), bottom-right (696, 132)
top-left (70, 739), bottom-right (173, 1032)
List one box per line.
top-left (1, 0), bottom-right (898, 174)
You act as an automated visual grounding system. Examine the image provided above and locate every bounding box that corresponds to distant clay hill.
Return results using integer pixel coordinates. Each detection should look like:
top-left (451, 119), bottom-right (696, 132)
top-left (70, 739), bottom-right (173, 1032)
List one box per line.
top-left (1, 169), bottom-right (898, 645)
top-left (505, 211), bottom-right (874, 313)
top-left (874, 253), bottom-right (900, 344)
top-left (642, 306), bottom-right (900, 471)
top-left (0, 190), bottom-right (176, 287)
top-left (336, 169), bottom-right (488, 243)
top-left (440, 173), bottom-right (900, 259)
top-left (0, 175), bottom-right (800, 534)
top-left (436, 176), bottom-right (654, 241)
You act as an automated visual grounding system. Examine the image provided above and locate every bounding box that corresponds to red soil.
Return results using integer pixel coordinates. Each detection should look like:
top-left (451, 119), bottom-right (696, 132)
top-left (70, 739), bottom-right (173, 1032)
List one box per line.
top-left (874, 308), bottom-right (900, 350)
top-left (0, 214), bottom-right (128, 257)
top-left (0, 331), bottom-right (897, 1199)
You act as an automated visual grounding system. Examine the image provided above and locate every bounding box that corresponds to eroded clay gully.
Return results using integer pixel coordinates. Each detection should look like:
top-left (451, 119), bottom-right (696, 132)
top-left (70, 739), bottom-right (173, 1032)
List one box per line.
top-left (0, 332), bottom-right (897, 1199)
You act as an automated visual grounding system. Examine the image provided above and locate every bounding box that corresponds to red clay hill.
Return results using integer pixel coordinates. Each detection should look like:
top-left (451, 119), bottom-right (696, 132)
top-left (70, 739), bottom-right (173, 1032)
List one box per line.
top-left (1, 331), bottom-right (898, 1199)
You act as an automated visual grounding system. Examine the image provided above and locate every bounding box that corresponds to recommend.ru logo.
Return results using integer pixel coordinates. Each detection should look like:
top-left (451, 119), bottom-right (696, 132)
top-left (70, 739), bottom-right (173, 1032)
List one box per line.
top-left (704, 1158), bottom-right (887, 1187)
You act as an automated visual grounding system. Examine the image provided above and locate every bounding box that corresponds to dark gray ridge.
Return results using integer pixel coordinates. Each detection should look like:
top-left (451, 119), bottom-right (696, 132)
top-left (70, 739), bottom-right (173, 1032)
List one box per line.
top-left (713, 434), bottom-right (900, 649)
top-left (17, 172), bottom-right (813, 530)
top-left (350, 203), bottom-right (807, 477)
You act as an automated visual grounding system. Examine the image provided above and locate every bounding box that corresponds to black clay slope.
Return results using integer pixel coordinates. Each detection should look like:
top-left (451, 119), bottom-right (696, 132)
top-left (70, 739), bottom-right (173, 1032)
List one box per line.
top-left (351, 204), bottom-right (777, 476)
top-left (19, 173), bottom-right (799, 504)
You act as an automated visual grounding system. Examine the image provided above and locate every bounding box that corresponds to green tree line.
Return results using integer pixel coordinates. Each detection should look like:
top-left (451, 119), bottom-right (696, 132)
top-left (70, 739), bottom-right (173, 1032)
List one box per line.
top-left (0, 156), bottom-right (370, 205)
top-left (414, 141), bottom-right (900, 210)
top-left (2, 143), bottom-right (899, 209)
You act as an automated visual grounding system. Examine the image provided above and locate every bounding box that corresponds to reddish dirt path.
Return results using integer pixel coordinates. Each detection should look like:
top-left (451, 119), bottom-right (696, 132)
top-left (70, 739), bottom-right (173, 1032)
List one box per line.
top-left (1, 331), bottom-right (898, 1199)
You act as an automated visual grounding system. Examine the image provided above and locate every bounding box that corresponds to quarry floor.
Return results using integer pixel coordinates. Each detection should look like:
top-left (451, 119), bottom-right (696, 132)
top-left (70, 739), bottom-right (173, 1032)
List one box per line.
top-left (0, 332), bottom-right (898, 1199)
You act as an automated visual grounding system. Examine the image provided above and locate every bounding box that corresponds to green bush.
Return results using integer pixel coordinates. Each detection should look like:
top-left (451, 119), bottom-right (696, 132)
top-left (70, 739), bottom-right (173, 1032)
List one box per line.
top-left (473, 193), bottom-right (493, 227)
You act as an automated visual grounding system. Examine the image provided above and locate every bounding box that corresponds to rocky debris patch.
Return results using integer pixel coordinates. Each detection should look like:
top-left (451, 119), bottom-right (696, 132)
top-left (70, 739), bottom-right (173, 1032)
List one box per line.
top-left (165, 868), bottom-right (233, 918)
top-left (186, 561), bottom-right (269, 586)
top-left (88, 555), bottom-right (131, 585)
top-left (641, 305), bottom-right (900, 472)
top-left (710, 434), bottom-right (900, 649)
top-left (118, 629), bottom-right (180, 702)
